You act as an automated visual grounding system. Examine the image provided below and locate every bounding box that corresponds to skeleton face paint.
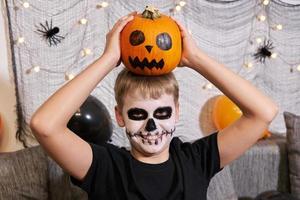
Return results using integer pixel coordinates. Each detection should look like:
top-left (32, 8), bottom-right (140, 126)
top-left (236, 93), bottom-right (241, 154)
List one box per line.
top-left (121, 93), bottom-right (177, 157)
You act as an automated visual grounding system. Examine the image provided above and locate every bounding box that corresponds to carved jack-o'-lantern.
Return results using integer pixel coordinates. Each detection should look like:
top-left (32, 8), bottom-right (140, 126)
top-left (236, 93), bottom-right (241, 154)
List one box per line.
top-left (121, 6), bottom-right (182, 76)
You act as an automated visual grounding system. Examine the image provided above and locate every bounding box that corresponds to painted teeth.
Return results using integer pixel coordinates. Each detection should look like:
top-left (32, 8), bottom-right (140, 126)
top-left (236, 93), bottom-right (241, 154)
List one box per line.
top-left (140, 134), bottom-right (165, 145)
top-left (141, 134), bottom-right (160, 140)
top-left (127, 128), bottom-right (176, 145)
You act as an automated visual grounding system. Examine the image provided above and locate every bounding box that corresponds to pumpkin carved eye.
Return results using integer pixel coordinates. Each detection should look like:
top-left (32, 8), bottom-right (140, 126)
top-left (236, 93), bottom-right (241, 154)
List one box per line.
top-left (156, 32), bottom-right (172, 50)
top-left (129, 30), bottom-right (145, 46)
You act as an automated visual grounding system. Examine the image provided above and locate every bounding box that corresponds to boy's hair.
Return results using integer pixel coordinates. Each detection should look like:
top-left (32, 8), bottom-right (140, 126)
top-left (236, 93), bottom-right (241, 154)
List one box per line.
top-left (114, 68), bottom-right (179, 110)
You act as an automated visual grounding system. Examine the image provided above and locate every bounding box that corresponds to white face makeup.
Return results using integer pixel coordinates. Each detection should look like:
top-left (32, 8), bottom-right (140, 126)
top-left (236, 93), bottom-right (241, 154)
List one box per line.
top-left (121, 92), bottom-right (177, 156)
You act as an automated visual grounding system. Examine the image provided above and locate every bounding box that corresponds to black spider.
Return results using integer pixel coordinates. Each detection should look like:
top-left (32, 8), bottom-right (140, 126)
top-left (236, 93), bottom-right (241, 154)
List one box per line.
top-left (36, 20), bottom-right (64, 46)
top-left (253, 39), bottom-right (274, 63)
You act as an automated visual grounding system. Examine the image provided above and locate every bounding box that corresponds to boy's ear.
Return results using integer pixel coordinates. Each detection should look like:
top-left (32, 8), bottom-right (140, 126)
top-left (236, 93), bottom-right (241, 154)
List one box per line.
top-left (175, 102), bottom-right (179, 123)
top-left (115, 106), bottom-right (125, 127)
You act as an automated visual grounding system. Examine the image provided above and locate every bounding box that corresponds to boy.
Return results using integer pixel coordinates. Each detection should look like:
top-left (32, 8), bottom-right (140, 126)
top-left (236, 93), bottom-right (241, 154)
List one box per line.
top-left (30, 12), bottom-right (278, 200)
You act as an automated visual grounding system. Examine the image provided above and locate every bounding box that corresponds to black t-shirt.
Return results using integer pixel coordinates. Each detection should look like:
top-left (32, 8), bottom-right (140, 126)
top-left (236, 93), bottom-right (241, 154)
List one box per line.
top-left (132, 155), bottom-right (176, 199)
top-left (71, 132), bottom-right (222, 200)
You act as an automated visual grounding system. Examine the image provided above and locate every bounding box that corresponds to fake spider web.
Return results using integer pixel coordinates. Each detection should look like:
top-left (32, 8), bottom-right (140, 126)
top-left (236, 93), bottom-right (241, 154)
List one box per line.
top-left (3, 0), bottom-right (300, 148)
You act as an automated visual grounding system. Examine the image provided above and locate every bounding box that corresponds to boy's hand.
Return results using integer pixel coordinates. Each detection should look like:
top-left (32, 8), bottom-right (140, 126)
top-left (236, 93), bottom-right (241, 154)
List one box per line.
top-left (103, 12), bottom-right (137, 67)
top-left (172, 18), bottom-right (201, 69)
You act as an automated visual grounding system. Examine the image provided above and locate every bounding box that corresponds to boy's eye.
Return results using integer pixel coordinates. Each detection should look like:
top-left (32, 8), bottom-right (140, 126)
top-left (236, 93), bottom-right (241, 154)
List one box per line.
top-left (154, 107), bottom-right (172, 120)
top-left (127, 108), bottom-right (148, 120)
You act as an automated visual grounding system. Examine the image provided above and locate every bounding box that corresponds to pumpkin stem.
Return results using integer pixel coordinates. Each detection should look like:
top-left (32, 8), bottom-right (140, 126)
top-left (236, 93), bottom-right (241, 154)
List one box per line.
top-left (142, 5), bottom-right (161, 20)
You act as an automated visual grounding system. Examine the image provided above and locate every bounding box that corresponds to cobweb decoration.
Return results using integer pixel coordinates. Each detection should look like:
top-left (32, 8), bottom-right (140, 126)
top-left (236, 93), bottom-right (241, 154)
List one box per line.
top-left (3, 0), bottom-right (300, 147)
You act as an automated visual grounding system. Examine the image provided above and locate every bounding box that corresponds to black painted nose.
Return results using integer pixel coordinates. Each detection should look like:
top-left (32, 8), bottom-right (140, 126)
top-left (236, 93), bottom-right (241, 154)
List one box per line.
top-left (145, 45), bottom-right (153, 53)
top-left (145, 118), bottom-right (157, 132)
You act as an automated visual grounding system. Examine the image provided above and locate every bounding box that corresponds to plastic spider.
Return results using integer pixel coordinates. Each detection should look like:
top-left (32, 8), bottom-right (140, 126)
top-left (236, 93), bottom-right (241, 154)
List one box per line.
top-left (253, 39), bottom-right (274, 63)
top-left (36, 20), bottom-right (64, 46)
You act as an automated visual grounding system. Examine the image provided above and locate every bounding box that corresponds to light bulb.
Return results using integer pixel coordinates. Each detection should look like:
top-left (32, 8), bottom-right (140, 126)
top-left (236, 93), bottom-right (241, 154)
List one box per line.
top-left (97, 2), bottom-right (109, 8)
top-left (175, 5), bottom-right (181, 11)
top-left (26, 66), bottom-right (40, 74)
top-left (297, 65), bottom-right (300, 72)
top-left (33, 66), bottom-right (40, 72)
top-left (17, 37), bottom-right (25, 44)
top-left (79, 18), bottom-right (88, 25)
top-left (244, 62), bottom-right (253, 68)
top-left (257, 15), bottom-right (266, 21)
top-left (65, 73), bottom-right (75, 81)
top-left (179, 1), bottom-right (186, 7)
top-left (271, 53), bottom-right (277, 59)
top-left (262, 0), bottom-right (269, 5)
top-left (101, 2), bottom-right (109, 7)
top-left (23, 2), bottom-right (30, 8)
top-left (276, 24), bottom-right (283, 30)
top-left (256, 38), bottom-right (263, 44)
top-left (82, 48), bottom-right (92, 56)
top-left (202, 83), bottom-right (213, 90)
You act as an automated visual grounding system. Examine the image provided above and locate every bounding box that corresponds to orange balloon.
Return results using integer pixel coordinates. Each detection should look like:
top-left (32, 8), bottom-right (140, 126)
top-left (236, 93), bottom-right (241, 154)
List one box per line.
top-left (212, 95), bottom-right (270, 139)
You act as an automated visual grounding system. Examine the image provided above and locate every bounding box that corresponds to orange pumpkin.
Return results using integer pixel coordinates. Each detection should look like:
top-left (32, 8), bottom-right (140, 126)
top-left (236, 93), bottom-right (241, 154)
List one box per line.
top-left (121, 6), bottom-right (182, 76)
top-left (212, 95), bottom-right (271, 139)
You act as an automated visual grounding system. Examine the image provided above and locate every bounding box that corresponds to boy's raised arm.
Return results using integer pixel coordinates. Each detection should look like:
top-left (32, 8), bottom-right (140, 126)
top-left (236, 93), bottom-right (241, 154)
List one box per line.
top-left (174, 19), bottom-right (278, 169)
top-left (30, 13), bottom-right (136, 181)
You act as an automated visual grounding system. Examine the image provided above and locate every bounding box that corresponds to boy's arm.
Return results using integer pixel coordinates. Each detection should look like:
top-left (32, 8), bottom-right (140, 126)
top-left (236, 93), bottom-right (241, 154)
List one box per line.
top-left (192, 51), bottom-right (278, 168)
top-left (174, 19), bottom-right (278, 169)
top-left (30, 13), bottom-right (135, 181)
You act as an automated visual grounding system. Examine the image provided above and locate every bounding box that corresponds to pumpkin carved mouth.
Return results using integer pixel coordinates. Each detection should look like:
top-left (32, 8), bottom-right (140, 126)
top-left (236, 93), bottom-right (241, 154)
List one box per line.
top-left (129, 56), bottom-right (164, 70)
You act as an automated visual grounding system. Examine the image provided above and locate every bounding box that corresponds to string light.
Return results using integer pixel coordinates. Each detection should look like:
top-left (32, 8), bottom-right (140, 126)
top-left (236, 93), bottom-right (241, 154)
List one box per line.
top-left (17, 37), bottom-right (25, 44)
top-left (15, 0), bottom-right (297, 86)
top-left (33, 66), bottom-right (40, 72)
top-left (81, 48), bottom-right (92, 56)
top-left (202, 82), bottom-right (213, 90)
top-left (175, 5), bottom-right (182, 11)
top-left (273, 24), bottom-right (283, 30)
top-left (262, 0), bottom-right (270, 6)
top-left (26, 66), bottom-right (40, 74)
top-left (65, 73), bottom-right (75, 81)
top-left (172, 1), bottom-right (186, 13)
top-left (256, 37), bottom-right (263, 44)
top-left (23, 2), bottom-right (30, 8)
top-left (257, 15), bottom-right (266, 21)
top-left (79, 18), bottom-right (88, 25)
top-left (179, 1), bottom-right (186, 7)
top-left (96, 1), bottom-right (109, 9)
top-left (271, 52), bottom-right (277, 59)
top-left (16, 0), bottom-right (111, 83)
top-left (244, 62), bottom-right (253, 68)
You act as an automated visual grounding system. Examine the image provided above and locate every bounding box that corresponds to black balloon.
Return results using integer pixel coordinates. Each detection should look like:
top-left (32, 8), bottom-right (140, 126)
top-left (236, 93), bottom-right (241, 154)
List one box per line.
top-left (67, 95), bottom-right (112, 145)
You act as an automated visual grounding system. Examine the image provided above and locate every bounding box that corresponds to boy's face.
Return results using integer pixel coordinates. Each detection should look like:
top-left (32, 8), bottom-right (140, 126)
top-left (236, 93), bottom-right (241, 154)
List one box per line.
top-left (115, 91), bottom-right (179, 157)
